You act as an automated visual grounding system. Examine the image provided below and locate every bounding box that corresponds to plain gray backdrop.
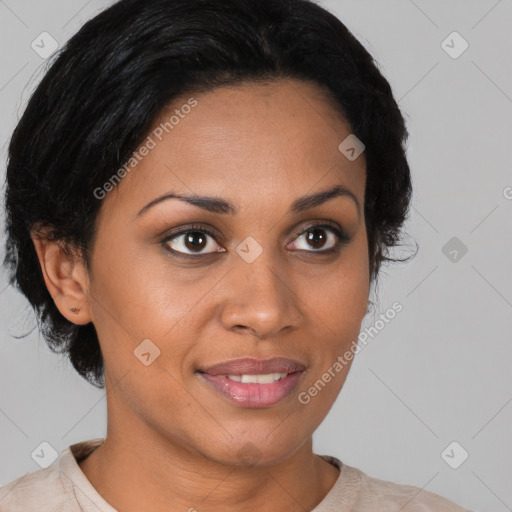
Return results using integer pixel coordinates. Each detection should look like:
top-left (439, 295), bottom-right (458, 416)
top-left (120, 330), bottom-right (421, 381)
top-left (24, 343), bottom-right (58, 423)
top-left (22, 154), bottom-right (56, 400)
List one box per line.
top-left (1, 1), bottom-right (511, 511)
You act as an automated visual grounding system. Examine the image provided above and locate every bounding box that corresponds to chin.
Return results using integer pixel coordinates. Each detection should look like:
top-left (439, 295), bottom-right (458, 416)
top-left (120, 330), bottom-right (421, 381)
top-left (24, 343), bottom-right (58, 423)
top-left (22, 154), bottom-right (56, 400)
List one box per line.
top-left (197, 431), bottom-right (308, 468)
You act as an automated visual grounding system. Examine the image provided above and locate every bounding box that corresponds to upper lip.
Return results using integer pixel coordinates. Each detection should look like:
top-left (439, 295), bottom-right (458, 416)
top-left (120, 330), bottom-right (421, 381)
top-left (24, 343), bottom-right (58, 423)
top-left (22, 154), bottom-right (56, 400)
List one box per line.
top-left (199, 357), bottom-right (306, 376)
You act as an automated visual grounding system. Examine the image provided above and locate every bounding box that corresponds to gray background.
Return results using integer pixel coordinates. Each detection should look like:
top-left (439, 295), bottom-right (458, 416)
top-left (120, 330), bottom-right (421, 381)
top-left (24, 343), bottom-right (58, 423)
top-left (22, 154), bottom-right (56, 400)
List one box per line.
top-left (1, 1), bottom-right (511, 511)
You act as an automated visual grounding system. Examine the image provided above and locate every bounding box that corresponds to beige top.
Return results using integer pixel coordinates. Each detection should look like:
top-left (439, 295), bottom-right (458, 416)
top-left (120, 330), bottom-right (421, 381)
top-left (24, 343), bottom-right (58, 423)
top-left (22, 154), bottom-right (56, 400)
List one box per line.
top-left (0, 438), bottom-right (470, 511)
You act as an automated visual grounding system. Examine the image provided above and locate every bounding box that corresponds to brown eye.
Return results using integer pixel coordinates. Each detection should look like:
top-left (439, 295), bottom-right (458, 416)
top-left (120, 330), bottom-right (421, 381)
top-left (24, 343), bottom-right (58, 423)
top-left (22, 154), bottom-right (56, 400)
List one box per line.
top-left (161, 221), bottom-right (349, 259)
top-left (290, 224), bottom-right (347, 252)
top-left (163, 228), bottom-right (224, 256)
top-left (304, 227), bottom-right (330, 250)
top-left (183, 231), bottom-right (208, 252)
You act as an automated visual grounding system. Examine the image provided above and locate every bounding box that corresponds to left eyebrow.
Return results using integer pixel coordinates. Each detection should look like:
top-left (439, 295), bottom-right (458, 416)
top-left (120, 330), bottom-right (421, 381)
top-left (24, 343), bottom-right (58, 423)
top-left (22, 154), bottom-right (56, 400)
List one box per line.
top-left (290, 184), bottom-right (360, 215)
top-left (135, 184), bottom-right (360, 218)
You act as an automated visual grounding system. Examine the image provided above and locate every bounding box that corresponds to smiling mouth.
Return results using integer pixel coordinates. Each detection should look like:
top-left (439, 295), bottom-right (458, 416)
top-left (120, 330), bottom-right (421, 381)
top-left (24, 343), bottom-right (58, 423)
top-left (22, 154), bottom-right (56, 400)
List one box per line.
top-left (197, 357), bottom-right (306, 408)
top-left (222, 372), bottom-right (289, 383)
top-left (198, 371), bottom-right (304, 408)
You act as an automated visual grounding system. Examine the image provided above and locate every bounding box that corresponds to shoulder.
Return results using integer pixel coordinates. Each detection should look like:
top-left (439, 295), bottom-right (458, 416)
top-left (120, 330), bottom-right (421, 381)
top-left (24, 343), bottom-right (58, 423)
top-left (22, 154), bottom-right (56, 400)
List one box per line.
top-left (0, 464), bottom-right (74, 512)
top-left (319, 456), bottom-right (471, 512)
top-left (347, 464), bottom-right (470, 511)
top-left (0, 438), bottom-right (105, 512)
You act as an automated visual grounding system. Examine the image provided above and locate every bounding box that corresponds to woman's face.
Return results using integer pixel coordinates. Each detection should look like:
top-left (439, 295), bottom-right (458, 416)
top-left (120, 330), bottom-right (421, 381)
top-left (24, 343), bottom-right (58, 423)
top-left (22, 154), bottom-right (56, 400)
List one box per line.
top-left (86, 79), bottom-right (369, 465)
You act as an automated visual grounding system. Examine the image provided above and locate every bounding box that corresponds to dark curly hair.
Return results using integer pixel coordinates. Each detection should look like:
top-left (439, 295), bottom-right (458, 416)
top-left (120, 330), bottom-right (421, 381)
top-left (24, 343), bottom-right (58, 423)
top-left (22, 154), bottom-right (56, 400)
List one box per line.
top-left (2, 0), bottom-right (413, 389)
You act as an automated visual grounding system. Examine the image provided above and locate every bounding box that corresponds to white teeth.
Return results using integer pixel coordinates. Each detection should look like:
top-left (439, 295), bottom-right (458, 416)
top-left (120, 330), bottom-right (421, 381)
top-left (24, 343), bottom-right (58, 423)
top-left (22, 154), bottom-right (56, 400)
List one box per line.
top-left (244, 373), bottom-right (273, 384)
top-left (226, 372), bottom-right (288, 383)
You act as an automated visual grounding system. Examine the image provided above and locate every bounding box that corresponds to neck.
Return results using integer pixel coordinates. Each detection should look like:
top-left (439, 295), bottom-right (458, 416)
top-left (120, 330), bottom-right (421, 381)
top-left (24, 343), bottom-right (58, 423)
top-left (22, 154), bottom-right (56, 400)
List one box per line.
top-left (78, 412), bottom-right (339, 512)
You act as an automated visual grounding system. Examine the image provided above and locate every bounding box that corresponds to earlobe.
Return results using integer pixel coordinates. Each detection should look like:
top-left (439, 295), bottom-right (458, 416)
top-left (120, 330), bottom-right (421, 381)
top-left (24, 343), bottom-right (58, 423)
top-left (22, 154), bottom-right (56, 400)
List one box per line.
top-left (30, 232), bottom-right (92, 326)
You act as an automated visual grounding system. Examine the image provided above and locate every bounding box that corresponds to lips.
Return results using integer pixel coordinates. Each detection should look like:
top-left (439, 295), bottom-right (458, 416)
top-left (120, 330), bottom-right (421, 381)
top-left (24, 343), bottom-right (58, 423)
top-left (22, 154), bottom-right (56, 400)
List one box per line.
top-left (200, 357), bottom-right (305, 376)
top-left (197, 357), bottom-right (306, 408)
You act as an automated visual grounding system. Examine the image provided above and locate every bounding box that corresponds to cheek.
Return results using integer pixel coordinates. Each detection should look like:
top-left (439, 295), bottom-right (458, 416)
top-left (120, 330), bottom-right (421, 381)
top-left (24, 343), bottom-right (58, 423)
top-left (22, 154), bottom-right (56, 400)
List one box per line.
top-left (305, 233), bottom-right (369, 333)
top-left (339, 228), bottom-right (370, 318)
top-left (88, 234), bottom-right (198, 337)
top-left (297, 236), bottom-right (369, 406)
top-left (87, 238), bottom-right (228, 399)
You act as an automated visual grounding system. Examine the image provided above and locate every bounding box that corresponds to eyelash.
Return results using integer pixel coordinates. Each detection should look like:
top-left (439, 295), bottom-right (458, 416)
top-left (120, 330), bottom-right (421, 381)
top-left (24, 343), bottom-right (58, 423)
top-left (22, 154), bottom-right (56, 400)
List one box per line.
top-left (160, 221), bottom-right (351, 260)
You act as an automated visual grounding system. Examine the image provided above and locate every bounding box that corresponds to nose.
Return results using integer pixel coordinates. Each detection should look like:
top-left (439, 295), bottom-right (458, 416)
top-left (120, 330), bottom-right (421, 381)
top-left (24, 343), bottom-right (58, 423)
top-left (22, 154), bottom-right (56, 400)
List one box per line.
top-left (218, 247), bottom-right (304, 340)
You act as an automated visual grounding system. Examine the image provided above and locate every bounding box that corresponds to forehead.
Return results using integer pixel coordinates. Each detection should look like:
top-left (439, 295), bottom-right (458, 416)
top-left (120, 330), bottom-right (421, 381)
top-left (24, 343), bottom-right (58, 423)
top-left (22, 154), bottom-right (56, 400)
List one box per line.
top-left (102, 79), bottom-right (366, 217)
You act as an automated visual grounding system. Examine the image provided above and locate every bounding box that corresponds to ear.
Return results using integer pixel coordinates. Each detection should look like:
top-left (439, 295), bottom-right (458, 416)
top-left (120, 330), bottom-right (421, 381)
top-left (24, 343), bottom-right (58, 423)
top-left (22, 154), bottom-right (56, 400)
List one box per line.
top-left (30, 228), bottom-right (92, 326)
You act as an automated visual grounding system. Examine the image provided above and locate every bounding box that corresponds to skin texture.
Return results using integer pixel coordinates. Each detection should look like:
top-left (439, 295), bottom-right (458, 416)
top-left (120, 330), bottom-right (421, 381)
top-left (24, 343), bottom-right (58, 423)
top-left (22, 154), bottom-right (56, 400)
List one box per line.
top-left (31, 79), bottom-right (369, 512)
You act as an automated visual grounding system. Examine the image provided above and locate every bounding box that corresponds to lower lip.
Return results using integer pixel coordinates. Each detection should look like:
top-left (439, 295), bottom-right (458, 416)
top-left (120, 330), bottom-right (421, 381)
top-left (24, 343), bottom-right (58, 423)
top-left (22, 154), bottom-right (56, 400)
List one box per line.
top-left (199, 372), bottom-right (303, 408)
